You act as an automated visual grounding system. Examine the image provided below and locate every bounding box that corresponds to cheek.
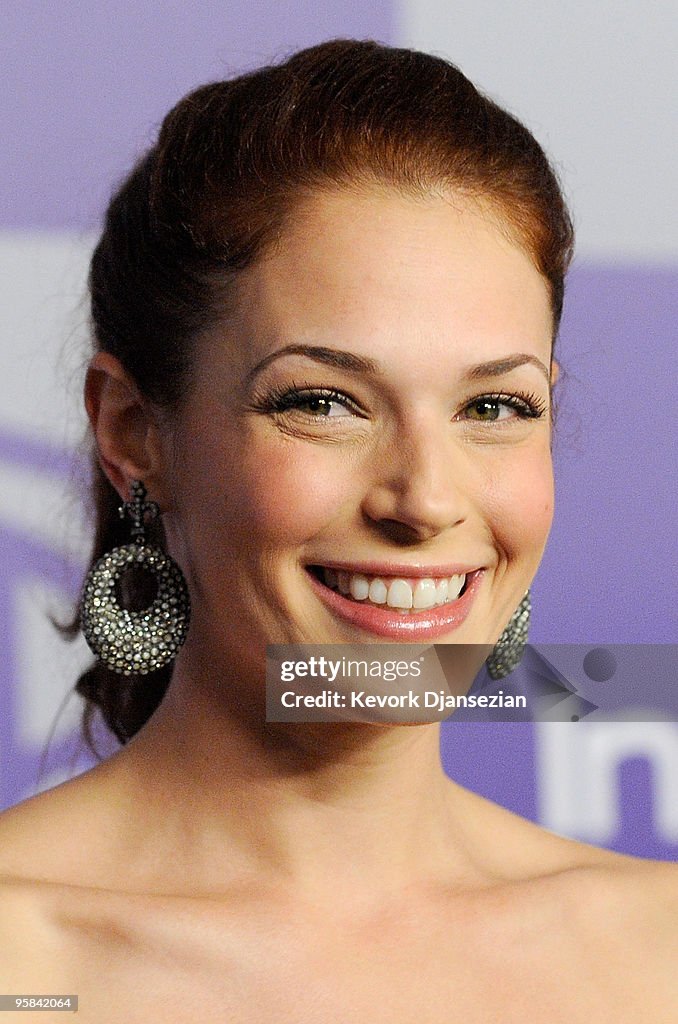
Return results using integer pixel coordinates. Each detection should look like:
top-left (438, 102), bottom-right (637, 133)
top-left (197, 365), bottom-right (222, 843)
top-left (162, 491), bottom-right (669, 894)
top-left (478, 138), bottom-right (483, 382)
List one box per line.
top-left (211, 436), bottom-right (353, 546)
top-left (482, 446), bottom-right (554, 558)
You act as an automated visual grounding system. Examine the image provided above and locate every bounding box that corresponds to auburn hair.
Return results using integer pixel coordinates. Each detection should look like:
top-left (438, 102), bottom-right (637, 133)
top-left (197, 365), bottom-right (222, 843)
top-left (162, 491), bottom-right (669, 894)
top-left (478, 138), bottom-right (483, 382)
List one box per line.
top-left (58, 38), bottom-right (574, 755)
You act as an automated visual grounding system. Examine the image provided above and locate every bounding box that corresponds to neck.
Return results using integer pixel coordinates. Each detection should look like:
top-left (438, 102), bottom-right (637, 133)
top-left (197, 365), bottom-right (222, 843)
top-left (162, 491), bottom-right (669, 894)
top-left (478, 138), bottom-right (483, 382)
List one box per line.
top-left (105, 656), bottom-right (490, 910)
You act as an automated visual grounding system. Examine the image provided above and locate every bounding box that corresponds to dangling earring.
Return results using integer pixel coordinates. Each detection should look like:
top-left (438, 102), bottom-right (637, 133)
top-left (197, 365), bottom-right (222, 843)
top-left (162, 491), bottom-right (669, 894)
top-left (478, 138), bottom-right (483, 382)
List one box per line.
top-left (485, 589), bottom-right (531, 680)
top-left (80, 480), bottom-right (190, 675)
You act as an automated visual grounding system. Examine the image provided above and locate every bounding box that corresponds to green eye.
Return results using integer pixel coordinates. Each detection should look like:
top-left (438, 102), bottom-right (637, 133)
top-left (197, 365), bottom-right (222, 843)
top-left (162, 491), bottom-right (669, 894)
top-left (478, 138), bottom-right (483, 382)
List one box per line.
top-left (256, 384), bottom-right (547, 424)
top-left (467, 398), bottom-right (503, 420)
top-left (260, 383), bottom-right (363, 419)
top-left (463, 392), bottom-right (546, 422)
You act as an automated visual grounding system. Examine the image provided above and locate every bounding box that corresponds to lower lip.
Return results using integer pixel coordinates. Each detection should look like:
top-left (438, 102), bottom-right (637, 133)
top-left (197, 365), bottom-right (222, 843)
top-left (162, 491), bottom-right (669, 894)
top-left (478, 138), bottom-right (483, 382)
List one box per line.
top-left (305, 568), bottom-right (485, 640)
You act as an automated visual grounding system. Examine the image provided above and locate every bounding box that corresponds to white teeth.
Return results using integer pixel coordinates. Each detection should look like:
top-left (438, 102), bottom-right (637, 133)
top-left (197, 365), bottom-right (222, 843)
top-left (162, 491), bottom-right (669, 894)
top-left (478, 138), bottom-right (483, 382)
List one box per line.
top-left (368, 578), bottom-right (388, 604)
top-left (386, 579), bottom-right (413, 609)
top-left (349, 574), bottom-right (370, 600)
top-left (412, 578), bottom-right (438, 609)
top-left (319, 567), bottom-right (468, 612)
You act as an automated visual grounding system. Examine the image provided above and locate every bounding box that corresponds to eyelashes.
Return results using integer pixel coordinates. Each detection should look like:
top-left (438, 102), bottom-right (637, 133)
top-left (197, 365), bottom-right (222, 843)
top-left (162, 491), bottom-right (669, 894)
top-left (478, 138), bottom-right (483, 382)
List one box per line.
top-left (250, 379), bottom-right (548, 424)
top-left (253, 382), bottom-right (363, 418)
top-left (464, 391), bottom-right (548, 421)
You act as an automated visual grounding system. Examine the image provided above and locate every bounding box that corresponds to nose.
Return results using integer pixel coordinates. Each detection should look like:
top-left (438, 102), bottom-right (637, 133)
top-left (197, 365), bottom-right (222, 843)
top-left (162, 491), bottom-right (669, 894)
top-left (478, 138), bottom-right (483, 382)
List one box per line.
top-left (360, 413), bottom-right (472, 544)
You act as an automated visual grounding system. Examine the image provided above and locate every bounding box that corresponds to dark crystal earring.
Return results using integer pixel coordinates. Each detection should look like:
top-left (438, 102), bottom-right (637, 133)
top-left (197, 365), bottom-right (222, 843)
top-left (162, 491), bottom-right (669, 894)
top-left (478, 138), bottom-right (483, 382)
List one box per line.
top-left (80, 480), bottom-right (190, 675)
top-left (485, 589), bottom-right (531, 680)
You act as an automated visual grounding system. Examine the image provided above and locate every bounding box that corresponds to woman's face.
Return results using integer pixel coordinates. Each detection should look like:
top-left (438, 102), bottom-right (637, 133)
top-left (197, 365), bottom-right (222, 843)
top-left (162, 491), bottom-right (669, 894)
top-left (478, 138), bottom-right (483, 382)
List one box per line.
top-left (161, 186), bottom-right (555, 679)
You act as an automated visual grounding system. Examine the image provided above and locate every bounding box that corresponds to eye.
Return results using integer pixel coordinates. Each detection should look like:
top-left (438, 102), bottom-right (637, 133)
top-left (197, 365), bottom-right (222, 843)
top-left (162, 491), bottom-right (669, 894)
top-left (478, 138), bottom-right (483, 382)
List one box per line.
top-left (284, 390), bottom-right (354, 417)
top-left (462, 392), bottom-right (547, 422)
top-left (254, 383), bottom-right (363, 419)
top-left (251, 383), bottom-right (547, 424)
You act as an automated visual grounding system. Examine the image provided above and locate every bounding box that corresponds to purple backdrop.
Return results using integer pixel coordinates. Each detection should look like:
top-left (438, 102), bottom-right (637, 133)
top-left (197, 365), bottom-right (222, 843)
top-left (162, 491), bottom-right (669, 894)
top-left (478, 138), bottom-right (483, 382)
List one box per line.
top-left (1, 2), bottom-right (675, 861)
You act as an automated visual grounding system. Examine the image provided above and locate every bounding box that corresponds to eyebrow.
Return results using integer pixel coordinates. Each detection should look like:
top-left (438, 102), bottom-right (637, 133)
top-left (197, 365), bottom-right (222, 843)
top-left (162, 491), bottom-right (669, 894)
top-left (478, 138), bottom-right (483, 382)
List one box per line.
top-left (245, 344), bottom-right (550, 385)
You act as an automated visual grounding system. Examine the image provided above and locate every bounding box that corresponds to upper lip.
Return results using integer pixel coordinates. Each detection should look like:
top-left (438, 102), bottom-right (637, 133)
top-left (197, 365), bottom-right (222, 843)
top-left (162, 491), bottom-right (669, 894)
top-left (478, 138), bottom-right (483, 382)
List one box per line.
top-left (307, 561), bottom-right (483, 578)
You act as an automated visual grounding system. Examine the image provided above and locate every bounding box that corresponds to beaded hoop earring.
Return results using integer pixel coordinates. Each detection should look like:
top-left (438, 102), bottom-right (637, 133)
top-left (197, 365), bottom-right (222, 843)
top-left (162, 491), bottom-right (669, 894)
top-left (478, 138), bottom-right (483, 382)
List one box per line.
top-left (80, 480), bottom-right (190, 675)
top-left (485, 589), bottom-right (531, 680)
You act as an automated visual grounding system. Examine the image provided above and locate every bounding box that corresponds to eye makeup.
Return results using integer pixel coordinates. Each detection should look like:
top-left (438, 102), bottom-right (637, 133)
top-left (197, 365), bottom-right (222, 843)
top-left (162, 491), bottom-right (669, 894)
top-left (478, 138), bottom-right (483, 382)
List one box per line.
top-left (248, 379), bottom-right (548, 424)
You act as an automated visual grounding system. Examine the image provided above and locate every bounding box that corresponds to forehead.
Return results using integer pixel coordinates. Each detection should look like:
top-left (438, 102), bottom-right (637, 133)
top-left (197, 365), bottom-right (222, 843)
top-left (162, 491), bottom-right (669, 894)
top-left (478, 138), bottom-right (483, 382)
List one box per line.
top-left (212, 186), bottom-right (553, 377)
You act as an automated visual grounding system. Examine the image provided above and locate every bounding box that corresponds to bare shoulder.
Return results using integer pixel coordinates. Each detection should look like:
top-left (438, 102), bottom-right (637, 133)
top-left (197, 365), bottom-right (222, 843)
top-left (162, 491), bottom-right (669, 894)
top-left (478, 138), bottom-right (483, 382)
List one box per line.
top-left (455, 780), bottom-right (678, 1000)
top-left (502, 805), bottom-right (678, 1007)
top-left (0, 799), bottom-right (66, 888)
top-left (0, 785), bottom-right (86, 981)
top-left (562, 853), bottom-right (678, 946)
top-left (541, 850), bottom-right (678, 1011)
top-left (0, 762), bottom-right (116, 888)
top-left (0, 874), bottom-right (69, 992)
top-left (484, 784), bottom-right (678, 931)
top-left (0, 778), bottom-right (137, 998)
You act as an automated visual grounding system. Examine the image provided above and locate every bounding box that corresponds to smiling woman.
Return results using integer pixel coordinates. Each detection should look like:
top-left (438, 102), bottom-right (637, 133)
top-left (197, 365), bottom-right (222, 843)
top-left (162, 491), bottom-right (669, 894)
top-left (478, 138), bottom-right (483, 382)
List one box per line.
top-left (0, 37), bottom-right (676, 1023)
top-left (204, 187), bottom-right (555, 656)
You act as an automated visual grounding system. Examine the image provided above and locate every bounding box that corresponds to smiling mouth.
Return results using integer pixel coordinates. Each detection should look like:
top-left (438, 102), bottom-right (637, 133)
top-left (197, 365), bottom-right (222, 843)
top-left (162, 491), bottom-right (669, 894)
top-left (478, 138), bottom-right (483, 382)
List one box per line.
top-left (306, 565), bottom-right (470, 614)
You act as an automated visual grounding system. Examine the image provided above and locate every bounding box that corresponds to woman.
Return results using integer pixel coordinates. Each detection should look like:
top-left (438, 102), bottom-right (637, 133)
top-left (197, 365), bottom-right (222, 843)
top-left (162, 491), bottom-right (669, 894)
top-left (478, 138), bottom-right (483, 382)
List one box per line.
top-left (0, 38), bottom-right (675, 1021)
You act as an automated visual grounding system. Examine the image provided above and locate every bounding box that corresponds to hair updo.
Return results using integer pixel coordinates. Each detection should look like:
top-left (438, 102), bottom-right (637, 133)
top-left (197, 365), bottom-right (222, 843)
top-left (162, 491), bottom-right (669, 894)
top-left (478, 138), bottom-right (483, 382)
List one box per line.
top-left (62, 37), bottom-right (574, 756)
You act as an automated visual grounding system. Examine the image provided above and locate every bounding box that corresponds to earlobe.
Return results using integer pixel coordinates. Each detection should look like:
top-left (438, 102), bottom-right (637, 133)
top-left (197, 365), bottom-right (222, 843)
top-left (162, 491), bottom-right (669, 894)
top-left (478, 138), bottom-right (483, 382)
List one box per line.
top-left (84, 352), bottom-right (165, 502)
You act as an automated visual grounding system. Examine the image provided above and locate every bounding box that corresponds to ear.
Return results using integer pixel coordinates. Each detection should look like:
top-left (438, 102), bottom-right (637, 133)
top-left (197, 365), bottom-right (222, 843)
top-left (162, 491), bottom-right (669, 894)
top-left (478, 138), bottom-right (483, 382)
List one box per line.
top-left (84, 352), bottom-right (171, 506)
top-left (550, 358), bottom-right (560, 386)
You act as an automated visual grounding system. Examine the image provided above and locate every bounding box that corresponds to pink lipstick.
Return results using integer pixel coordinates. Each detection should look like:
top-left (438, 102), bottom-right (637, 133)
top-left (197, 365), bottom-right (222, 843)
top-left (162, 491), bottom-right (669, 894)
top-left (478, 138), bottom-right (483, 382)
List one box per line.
top-left (305, 567), bottom-right (485, 640)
